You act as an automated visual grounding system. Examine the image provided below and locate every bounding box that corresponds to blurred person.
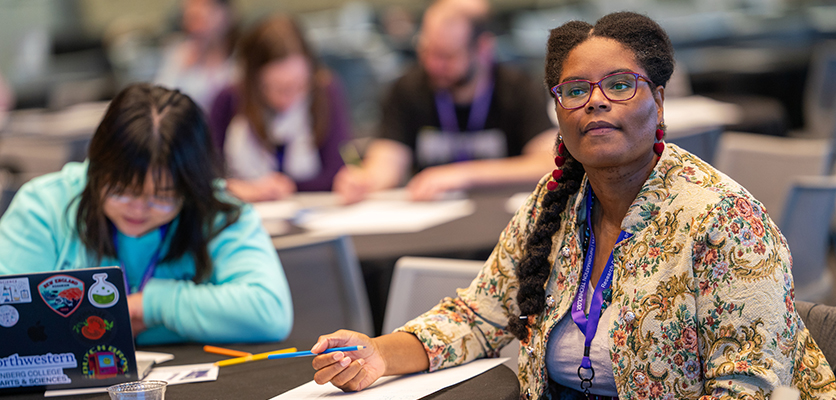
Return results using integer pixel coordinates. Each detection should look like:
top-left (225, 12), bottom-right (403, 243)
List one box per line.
top-left (155, 0), bottom-right (237, 112)
top-left (209, 15), bottom-right (351, 202)
top-left (379, 5), bottom-right (418, 63)
top-left (0, 72), bottom-right (14, 127)
top-left (0, 84), bottom-right (293, 345)
top-left (334, 0), bottom-right (557, 203)
top-left (308, 12), bottom-right (836, 399)
top-left (0, 72), bottom-right (14, 112)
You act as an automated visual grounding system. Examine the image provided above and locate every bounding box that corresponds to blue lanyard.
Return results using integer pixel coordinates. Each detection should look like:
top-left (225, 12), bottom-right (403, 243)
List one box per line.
top-left (112, 224), bottom-right (169, 294)
top-left (275, 145), bottom-right (286, 173)
top-left (571, 190), bottom-right (631, 392)
top-left (433, 79), bottom-right (494, 134)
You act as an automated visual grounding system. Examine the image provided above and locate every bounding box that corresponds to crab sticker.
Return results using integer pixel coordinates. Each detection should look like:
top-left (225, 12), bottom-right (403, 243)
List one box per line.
top-left (88, 273), bottom-right (119, 309)
top-left (38, 275), bottom-right (84, 317)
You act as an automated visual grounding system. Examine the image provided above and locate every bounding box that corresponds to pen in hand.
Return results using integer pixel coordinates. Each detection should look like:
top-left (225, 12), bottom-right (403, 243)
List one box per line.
top-left (267, 345), bottom-right (366, 360)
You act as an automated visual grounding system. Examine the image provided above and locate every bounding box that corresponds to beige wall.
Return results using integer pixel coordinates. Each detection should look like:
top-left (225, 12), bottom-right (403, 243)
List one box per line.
top-left (76, 0), bottom-right (559, 37)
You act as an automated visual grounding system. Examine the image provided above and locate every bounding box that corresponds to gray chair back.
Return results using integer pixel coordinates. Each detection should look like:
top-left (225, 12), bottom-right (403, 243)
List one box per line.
top-left (383, 256), bottom-right (519, 372)
top-left (667, 126), bottom-right (722, 165)
top-left (802, 41), bottom-right (836, 141)
top-left (273, 234), bottom-right (373, 344)
top-left (795, 300), bottom-right (836, 372)
top-left (780, 176), bottom-right (836, 302)
top-left (714, 131), bottom-right (831, 224)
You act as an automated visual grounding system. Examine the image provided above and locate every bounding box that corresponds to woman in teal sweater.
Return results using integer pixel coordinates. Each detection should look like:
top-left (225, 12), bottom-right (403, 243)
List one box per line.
top-left (0, 83), bottom-right (293, 345)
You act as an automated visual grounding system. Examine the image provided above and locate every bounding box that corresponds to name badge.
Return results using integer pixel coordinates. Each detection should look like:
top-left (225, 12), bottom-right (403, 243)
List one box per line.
top-left (416, 128), bottom-right (507, 168)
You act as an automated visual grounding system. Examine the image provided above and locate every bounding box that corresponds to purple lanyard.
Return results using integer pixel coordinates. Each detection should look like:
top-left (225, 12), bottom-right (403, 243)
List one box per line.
top-left (112, 224), bottom-right (169, 294)
top-left (433, 79), bottom-right (494, 133)
top-left (571, 191), bottom-right (631, 393)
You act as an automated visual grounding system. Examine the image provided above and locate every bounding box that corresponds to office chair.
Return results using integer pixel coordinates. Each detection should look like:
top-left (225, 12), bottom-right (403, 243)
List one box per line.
top-left (714, 131), bottom-right (831, 224)
top-left (780, 176), bottom-right (836, 303)
top-left (383, 256), bottom-right (520, 372)
top-left (273, 234), bottom-right (374, 344)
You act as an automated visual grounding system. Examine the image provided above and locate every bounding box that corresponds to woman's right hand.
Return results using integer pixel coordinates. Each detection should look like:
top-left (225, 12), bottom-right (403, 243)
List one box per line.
top-left (311, 330), bottom-right (385, 392)
top-left (226, 173), bottom-right (297, 202)
top-left (332, 166), bottom-right (373, 205)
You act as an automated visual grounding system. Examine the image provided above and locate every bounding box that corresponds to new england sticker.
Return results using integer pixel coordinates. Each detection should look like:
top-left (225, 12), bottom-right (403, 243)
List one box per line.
top-left (38, 275), bottom-right (84, 317)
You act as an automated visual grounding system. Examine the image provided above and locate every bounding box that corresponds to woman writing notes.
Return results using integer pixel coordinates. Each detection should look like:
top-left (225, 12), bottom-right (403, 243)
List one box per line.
top-left (208, 15), bottom-right (351, 202)
top-left (310, 12), bottom-right (836, 399)
top-left (0, 84), bottom-right (293, 345)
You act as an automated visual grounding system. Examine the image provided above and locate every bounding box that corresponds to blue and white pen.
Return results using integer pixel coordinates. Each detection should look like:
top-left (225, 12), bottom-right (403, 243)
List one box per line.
top-left (267, 346), bottom-right (366, 360)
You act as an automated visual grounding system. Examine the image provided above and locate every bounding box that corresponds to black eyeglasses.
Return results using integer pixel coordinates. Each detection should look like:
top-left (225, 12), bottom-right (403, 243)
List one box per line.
top-left (551, 72), bottom-right (652, 110)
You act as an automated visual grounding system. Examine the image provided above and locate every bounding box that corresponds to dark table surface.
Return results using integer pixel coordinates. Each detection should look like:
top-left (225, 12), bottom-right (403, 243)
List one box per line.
top-left (7, 342), bottom-right (519, 400)
top-left (272, 185), bottom-right (531, 335)
top-left (350, 187), bottom-right (524, 261)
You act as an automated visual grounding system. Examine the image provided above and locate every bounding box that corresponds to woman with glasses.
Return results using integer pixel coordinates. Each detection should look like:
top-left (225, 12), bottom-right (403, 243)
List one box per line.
top-left (308, 12), bottom-right (835, 399)
top-left (0, 83), bottom-right (293, 345)
top-left (208, 14), bottom-right (351, 202)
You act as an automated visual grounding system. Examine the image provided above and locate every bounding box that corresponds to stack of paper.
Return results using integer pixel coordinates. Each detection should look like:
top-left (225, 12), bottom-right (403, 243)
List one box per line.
top-left (270, 358), bottom-right (507, 399)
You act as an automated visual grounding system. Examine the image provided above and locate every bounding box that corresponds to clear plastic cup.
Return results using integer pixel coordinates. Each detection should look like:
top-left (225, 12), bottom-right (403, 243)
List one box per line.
top-left (106, 380), bottom-right (167, 400)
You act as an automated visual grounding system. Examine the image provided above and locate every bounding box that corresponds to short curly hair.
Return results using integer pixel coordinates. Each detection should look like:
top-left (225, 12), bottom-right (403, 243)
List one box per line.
top-left (544, 11), bottom-right (675, 94)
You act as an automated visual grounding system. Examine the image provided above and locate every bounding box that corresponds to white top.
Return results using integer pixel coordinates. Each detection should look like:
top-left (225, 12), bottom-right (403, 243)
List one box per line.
top-left (154, 38), bottom-right (236, 112)
top-left (545, 281), bottom-right (619, 396)
top-left (224, 96), bottom-right (320, 182)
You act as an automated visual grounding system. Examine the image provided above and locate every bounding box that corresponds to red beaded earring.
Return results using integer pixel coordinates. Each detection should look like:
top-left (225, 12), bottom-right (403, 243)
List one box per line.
top-left (548, 138), bottom-right (567, 191)
top-left (654, 126), bottom-right (665, 156)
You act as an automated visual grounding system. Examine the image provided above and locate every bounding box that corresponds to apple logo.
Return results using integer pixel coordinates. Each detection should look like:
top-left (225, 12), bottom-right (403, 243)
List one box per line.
top-left (27, 321), bottom-right (47, 342)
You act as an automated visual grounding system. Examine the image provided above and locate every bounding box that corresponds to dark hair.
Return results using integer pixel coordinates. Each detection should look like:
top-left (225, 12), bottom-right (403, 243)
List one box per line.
top-left (75, 83), bottom-right (240, 283)
top-left (180, 0), bottom-right (240, 57)
top-left (237, 14), bottom-right (331, 148)
top-left (544, 12), bottom-right (674, 93)
top-left (507, 12), bottom-right (674, 341)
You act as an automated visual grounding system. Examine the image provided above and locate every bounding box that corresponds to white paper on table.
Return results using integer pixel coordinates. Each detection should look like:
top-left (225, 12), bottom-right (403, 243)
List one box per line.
top-left (136, 351), bottom-right (175, 365)
top-left (270, 358), bottom-right (508, 400)
top-left (504, 192), bottom-right (530, 214)
top-left (295, 198), bottom-right (475, 236)
top-left (253, 200), bottom-right (302, 220)
top-left (142, 362), bottom-right (218, 385)
top-left (663, 95), bottom-right (743, 135)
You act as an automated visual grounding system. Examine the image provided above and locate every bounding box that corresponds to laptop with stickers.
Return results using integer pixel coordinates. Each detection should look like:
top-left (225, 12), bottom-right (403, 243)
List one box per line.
top-left (0, 266), bottom-right (138, 394)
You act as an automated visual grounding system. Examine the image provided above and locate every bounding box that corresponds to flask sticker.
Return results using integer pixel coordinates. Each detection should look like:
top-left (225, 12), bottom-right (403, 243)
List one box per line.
top-left (88, 273), bottom-right (119, 309)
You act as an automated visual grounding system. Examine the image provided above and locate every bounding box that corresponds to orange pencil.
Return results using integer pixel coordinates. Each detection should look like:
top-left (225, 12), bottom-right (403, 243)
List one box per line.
top-left (213, 347), bottom-right (298, 367)
top-left (203, 345), bottom-right (252, 358)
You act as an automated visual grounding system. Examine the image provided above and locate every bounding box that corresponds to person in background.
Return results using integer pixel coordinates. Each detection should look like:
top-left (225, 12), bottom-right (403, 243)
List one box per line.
top-left (155, 0), bottom-right (237, 112)
top-left (308, 12), bottom-right (836, 399)
top-left (0, 71), bottom-right (14, 115)
top-left (0, 83), bottom-right (293, 345)
top-left (334, 0), bottom-right (557, 203)
top-left (209, 15), bottom-right (351, 202)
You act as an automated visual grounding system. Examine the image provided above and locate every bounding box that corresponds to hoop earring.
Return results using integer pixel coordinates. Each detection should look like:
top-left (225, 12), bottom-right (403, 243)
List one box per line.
top-left (654, 125), bottom-right (665, 156)
top-left (548, 136), bottom-right (567, 191)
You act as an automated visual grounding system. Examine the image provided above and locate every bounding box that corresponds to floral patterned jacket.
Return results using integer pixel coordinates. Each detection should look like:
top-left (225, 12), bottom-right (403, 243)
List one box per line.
top-left (398, 144), bottom-right (836, 400)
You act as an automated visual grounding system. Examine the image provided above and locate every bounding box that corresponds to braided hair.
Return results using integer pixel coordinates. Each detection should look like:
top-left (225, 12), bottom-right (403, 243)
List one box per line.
top-left (507, 12), bottom-right (674, 341)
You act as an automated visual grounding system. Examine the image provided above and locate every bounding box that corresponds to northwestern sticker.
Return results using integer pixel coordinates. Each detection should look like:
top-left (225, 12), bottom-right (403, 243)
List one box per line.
top-left (38, 275), bottom-right (84, 318)
top-left (0, 305), bottom-right (19, 328)
top-left (0, 353), bottom-right (76, 389)
top-left (81, 345), bottom-right (130, 379)
top-left (0, 277), bottom-right (32, 305)
top-left (88, 273), bottom-right (119, 309)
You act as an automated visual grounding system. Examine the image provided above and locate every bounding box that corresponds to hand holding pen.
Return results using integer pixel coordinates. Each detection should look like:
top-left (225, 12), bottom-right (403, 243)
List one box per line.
top-left (310, 330), bottom-right (384, 392)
